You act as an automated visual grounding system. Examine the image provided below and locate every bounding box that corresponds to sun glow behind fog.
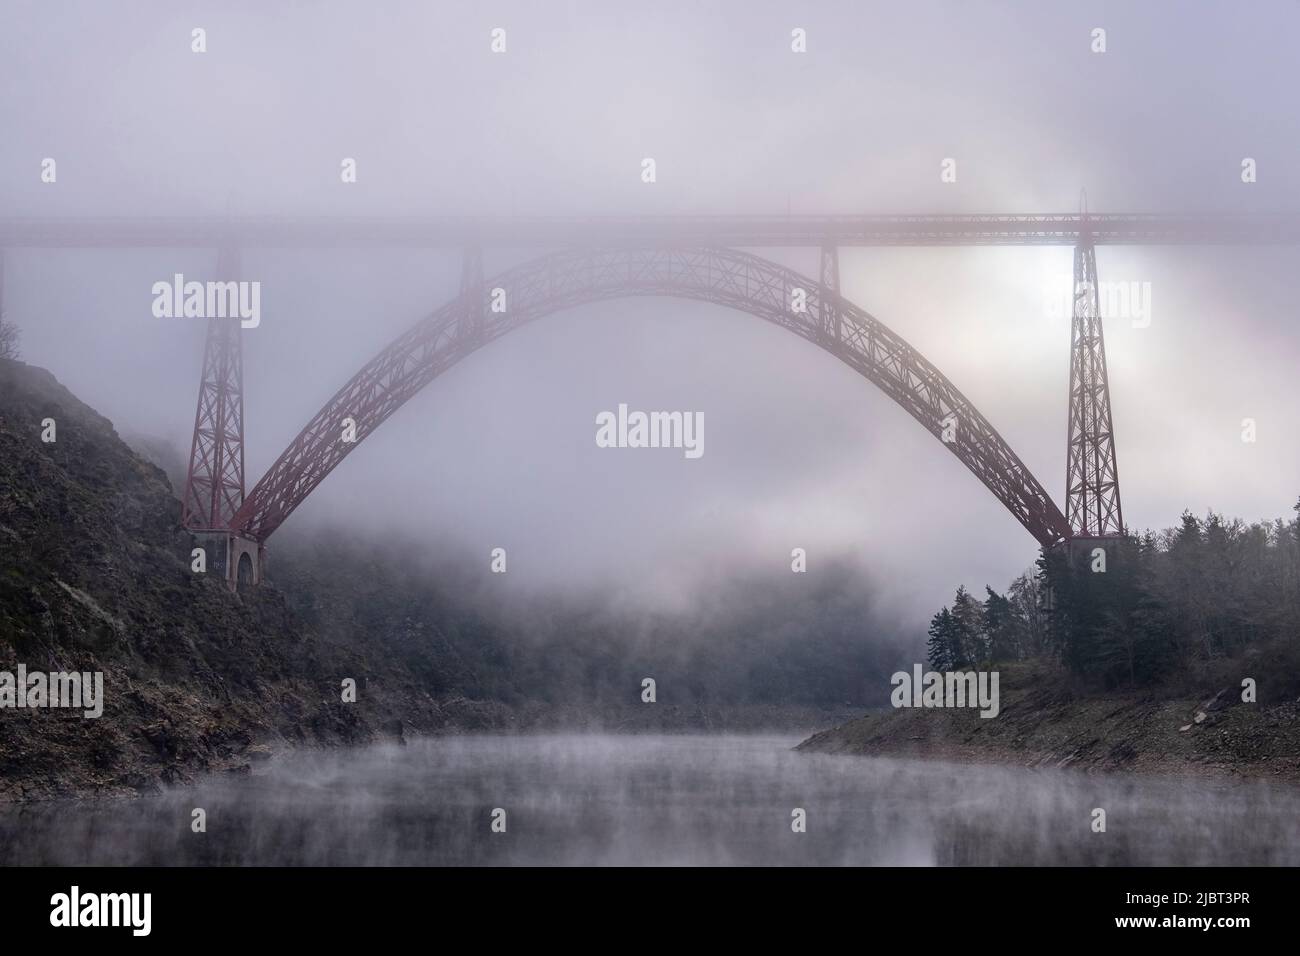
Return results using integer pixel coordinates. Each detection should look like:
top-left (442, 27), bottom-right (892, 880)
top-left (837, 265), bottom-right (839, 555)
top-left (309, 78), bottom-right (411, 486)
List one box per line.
top-left (1, 1), bottom-right (1297, 622)
top-left (245, 234), bottom-right (1300, 623)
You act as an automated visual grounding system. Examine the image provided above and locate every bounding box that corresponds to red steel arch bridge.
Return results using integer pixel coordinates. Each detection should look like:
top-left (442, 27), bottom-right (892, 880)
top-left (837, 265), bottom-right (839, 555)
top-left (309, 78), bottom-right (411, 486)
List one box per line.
top-left (4, 211), bottom-right (1297, 587)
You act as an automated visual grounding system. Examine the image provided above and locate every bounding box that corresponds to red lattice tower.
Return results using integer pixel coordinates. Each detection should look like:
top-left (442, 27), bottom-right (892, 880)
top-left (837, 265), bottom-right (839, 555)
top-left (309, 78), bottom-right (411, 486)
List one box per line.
top-left (181, 248), bottom-right (245, 530)
top-left (1065, 226), bottom-right (1124, 537)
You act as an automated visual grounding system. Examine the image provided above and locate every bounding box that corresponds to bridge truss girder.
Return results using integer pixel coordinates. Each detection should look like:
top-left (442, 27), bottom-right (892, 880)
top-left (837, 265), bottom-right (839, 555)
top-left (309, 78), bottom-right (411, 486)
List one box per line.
top-left (227, 245), bottom-right (1074, 548)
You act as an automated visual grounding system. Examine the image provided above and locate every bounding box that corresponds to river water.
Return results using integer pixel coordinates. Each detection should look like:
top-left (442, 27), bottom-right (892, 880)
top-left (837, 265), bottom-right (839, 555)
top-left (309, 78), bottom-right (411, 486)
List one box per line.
top-left (3, 734), bottom-right (1298, 866)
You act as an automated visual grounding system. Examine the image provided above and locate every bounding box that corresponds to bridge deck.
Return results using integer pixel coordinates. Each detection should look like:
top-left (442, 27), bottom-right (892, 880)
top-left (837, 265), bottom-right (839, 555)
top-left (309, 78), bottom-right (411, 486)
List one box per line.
top-left (2, 213), bottom-right (1298, 248)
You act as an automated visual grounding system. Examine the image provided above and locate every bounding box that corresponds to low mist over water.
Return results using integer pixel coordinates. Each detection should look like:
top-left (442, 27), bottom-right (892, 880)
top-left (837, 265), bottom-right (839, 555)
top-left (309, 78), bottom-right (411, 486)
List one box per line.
top-left (3, 735), bottom-right (1298, 867)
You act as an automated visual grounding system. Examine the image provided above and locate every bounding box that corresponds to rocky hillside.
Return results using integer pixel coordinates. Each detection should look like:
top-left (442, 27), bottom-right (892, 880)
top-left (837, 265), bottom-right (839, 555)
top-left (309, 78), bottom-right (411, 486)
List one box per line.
top-left (0, 359), bottom-right (503, 800)
top-left (798, 661), bottom-right (1300, 780)
top-left (0, 360), bottom-right (893, 799)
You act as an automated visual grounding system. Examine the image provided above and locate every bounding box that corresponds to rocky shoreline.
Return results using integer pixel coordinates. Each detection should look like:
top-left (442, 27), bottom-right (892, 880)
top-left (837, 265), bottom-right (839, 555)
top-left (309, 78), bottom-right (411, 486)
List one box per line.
top-left (1, 701), bottom-right (848, 803)
top-left (797, 662), bottom-right (1300, 781)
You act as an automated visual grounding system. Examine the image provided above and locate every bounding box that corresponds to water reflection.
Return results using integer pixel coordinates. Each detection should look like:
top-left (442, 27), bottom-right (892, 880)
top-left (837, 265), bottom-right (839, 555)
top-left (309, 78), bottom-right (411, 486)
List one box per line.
top-left (2, 734), bottom-right (1297, 866)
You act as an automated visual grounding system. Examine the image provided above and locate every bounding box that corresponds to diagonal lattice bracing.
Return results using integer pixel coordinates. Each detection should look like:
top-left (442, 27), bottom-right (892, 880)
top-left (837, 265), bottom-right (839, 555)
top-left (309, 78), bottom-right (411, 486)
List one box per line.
top-left (181, 247), bottom-right (245, 530)
top-left (1065, 243), bottom-right (1124, 536)
top-left (228, 246), bottom-right (1073, 547)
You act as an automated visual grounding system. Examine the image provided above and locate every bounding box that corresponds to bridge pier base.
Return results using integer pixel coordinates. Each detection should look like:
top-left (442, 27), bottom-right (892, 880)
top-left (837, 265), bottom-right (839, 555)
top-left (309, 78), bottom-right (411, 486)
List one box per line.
top-left (1041, 534), bottom-right (1127, 611)
top-left (1056, 534), bottom-right (1123, 562)
top-left (191, 531), bottom-right (263, 592)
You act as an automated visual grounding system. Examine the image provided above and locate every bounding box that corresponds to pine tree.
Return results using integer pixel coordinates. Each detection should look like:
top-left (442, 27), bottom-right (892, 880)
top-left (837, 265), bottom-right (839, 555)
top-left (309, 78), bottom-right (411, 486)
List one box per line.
top-left (951, 586), bottom-right (985, 666)
top-left (925, 607), bottom-right (957, 671)
top-left (982, 586), bottom-right (1024, 663)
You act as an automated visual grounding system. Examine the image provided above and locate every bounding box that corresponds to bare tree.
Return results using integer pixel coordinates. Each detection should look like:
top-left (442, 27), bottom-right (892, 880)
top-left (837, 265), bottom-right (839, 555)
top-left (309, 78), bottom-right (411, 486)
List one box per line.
top-left (0, 315), bottom-right (19, 360)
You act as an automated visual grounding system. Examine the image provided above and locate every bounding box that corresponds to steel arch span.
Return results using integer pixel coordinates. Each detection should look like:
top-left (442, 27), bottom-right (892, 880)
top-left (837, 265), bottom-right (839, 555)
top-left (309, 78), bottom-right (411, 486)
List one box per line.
top-left (228, 246), bottom-right (1074, 547)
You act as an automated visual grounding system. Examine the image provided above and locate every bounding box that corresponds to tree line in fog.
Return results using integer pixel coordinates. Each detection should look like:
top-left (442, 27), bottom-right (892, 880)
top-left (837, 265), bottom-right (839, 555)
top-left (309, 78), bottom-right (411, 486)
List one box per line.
top-left (926, 501), bottom-right (1300, 697)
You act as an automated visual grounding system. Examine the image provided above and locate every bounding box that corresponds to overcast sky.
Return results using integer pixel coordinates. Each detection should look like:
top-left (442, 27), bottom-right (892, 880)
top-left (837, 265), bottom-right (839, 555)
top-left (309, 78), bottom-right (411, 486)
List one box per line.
top-left (2, 0), bottom-right (1297, 624)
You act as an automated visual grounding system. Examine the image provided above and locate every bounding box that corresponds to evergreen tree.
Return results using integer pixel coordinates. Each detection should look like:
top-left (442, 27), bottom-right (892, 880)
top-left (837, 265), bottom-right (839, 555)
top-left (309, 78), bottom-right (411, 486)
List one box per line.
top-left (982, 586), bottom-right (1024, 663)
top-left (925, 607), bottom-right (958, 671)
top-left (951, 586), bottom-right (985, 666)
